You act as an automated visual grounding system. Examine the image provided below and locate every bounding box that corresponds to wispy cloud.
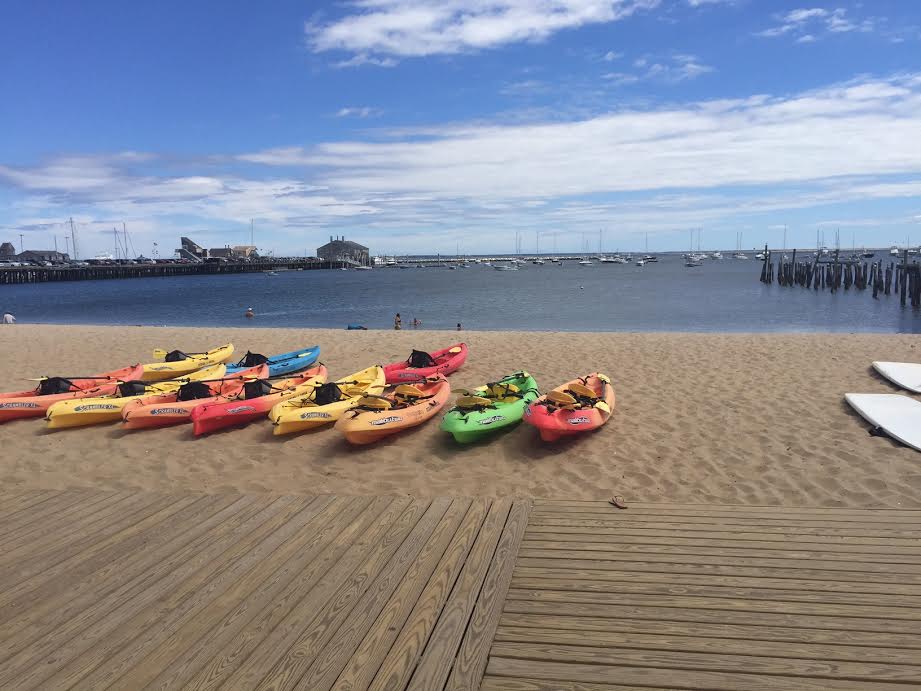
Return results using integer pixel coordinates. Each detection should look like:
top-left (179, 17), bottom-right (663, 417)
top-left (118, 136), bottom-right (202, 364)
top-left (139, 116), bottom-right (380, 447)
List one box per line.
top-left (307, 0), bottom-right (660, 60)
top-left (758, 7), bottom-right (875, 41)
top-left (335, 106), bottom-right (383, 118)
top-left (604, 53), bottom-right (713, 84)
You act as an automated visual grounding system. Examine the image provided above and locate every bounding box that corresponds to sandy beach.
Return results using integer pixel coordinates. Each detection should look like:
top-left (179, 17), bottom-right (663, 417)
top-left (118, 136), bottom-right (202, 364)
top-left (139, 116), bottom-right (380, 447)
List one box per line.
top-left (1, 324), bottom-right (919, 507)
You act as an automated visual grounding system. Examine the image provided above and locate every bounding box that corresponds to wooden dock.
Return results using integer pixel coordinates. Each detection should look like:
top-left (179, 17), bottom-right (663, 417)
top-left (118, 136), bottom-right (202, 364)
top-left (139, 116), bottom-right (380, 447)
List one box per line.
top-left (1, 491), bottom-right (919, 690)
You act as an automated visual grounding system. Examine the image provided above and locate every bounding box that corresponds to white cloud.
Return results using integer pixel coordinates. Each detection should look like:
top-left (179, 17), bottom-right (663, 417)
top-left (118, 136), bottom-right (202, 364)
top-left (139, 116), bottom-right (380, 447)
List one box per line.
top-left (758, 7), bottom-right (875, 41)
top-left (4, 74), bottom-right (921, 254)
top-left (307, 0), bottom-right (660, 59)
top-left (604, 53), bottom-right (713, 84)
top-left (602, 50), bottom-right (622, 61)
top-left (335, 106), bottom-right (382, 118)
top-left (332, 53), bottom-right (398, 68)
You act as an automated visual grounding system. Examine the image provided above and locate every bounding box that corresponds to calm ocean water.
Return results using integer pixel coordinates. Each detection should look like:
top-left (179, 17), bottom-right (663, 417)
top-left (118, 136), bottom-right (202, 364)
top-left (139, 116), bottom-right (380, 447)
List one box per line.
top-left (3, 256), bottom-right (919, 333)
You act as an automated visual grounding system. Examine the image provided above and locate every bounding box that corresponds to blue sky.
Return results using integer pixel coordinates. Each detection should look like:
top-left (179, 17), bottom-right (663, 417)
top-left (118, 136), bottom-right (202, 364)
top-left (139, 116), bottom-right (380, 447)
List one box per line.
top-left (1, 0), bottom-right (920, 257)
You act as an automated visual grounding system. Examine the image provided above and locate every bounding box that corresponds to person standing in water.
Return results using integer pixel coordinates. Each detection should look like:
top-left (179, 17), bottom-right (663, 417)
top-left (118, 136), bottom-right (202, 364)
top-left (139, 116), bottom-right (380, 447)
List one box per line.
top-left (456, 322), bottom-right (462, 331)
top-left (244, 307), bottom-right (255, 319)
top-left (394, 313), bottom-right (402, 330)
top-left (2, 311), bottom-right (15, 324)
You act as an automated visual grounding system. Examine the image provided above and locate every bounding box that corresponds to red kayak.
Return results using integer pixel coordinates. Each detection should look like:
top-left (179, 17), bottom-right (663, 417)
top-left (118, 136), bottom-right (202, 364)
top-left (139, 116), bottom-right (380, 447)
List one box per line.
top-left (383, 343), bottom-right (468, 384)
top-left (0, 363), bottom-right (144, 422)
top-left (189, 364), bottom-right (327, 436)
top-left (120, 365), bottom-right (269, 430)
top-left (524, 373), bottom-right (615, 442)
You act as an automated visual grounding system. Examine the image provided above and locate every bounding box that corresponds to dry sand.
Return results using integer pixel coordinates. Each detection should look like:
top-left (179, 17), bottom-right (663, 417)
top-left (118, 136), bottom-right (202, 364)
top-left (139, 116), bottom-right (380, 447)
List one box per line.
top-left (1, 324), bottom-right (920, 507)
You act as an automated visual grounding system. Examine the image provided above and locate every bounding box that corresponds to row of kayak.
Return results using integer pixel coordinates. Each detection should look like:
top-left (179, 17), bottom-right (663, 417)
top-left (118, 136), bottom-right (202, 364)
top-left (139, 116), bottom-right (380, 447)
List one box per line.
top-left (0, 341), bottom-right (616, 443)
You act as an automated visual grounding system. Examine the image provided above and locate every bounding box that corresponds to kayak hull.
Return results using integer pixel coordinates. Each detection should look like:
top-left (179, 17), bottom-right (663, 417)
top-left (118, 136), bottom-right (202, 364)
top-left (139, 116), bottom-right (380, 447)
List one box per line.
top-left (0, 363), bottom-right (145, 422)
top-left (140, 344), bottom-right (235, 381)
top-left (335, 376), bottom-right (450, 445)
top-left (225, 345), bottom-right (320, 378)
top-left (524, 374), bottom-right (615, 442)
top-left (441, 372), bottom-right (540, 443)
top-left (45, 364), bottom-right (227, 428)
top-left (383, 343), bottom-right (467, 384)
top-left (269, 366), bottom-right (386, 436)
top-left (190, 365), bottom-right (327, 436)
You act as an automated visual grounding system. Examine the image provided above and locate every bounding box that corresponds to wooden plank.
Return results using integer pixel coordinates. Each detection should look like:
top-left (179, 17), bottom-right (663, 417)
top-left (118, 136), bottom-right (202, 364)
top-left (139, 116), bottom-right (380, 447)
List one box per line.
top-left (0, 494), bottom-right (272, 690)
top-left (446, 499), bottom-right (530, 691)
top-left (503, 600), bottom-right (921, 636)
top-left (0, 491), bottom-right (124, 550)
top-left (528, 511), bottom-right (921, 530)
top-left (0, 490), bottom-right (59, 520)
top-left (295, 498), bottom-right (454, 690)
top-left (499, 613), bottom-right (921, 650)
top-left (78, 495), bottom-right (365, 691)
top-left (515, 556), bottom-right (921, 585)
top-left (530, 506), bottom-right (921, 523)
top-left (516, 549), bottom-right (921, 574)
top-left (406, 498), bottom-right (513, 691)
top-left (495, 625), bottom-right (921, 666)
top-left (520, 540), bottom-right (921, 564)
top-left (523, 529), bottom-right (921, 552)
top-left (217, 497), bottom-right (415, 691)
top-left (0, 493), bottom-right (199, 613)
top-left (507, 588), bottom-right (921, 622)
top-left (481, 678), bottom-right (665, 691)
top-left (512, 566), bottom-right (921, 597)
top-left (485, 657), bottom-right (913, 691)
top-left (527, 517), bottom-right (921, 540)
top-left (0, 493), bottom-right (257, 653)
top-left (490, 642), bottom-right (921, 683)
top-left (534, 500), bottom-right (921, 516)
top-left (330, 499), bottom-right (471, 691)
top-left (509, 577), bottom-right (921, 609)
top-left (368, 498), bottom-right (491, 691)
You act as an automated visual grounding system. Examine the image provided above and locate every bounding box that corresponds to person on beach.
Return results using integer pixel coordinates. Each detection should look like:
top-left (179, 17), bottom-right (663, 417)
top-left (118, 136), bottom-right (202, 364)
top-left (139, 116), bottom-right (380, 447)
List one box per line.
top-left (2, 312), bottom-right (14, 324)
top-left (394, 313), bottom-right (402, 330)
top-left (412, 317), bottom-right (420, 328)
top-left (244, 307), bottom-right (255, 319)
top-left (456, 322), bottom-right (462, 331)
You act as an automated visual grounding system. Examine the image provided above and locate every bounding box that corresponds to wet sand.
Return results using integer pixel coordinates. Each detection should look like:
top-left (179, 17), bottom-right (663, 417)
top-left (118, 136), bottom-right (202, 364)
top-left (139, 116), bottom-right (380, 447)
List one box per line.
top-left (1, 324), bottom-right (920, 507)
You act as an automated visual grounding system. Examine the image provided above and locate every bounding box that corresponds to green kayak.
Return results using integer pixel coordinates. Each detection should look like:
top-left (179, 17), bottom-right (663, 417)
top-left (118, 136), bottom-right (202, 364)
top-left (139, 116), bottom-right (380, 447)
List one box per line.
top-left (441, 371), bottom-right (540, 443)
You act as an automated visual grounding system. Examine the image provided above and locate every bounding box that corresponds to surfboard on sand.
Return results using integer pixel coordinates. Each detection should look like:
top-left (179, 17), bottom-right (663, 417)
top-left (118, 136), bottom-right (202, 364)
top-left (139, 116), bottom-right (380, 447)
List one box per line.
top-left (845, 393), bottom-right (921, 453)
top-left (872, 361), bottom-right (921, 394)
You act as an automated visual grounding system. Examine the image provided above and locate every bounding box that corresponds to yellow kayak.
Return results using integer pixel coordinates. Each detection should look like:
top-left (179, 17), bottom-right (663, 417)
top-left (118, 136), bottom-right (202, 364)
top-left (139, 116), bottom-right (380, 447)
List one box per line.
top-left (45, 363), bottom-right (226, 428)
top-left (140, 343), bottom-right (235, 381)
top-left (269, 366), bottom-right (385, 435)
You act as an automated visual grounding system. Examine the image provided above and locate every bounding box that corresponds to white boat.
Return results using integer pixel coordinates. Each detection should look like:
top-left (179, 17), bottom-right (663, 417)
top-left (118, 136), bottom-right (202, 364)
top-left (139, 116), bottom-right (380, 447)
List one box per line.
top-left (635, 259), bottom-right (646, 266)
top-left (494, 264), bottom-right (519, 271)
top-left (755, 252), bottom-right (766, 260)
top-left (710, 251), bottom-right (722, 260)
top-left (532, 259), bottom-right (545, 265)
top-left (611, 256), bottom-right (629, 264)
top-left (685, 259), bottom-right (702, 267)
top-left (890, 246), bottom-right (901, 256)
top-left (642, 255), bottom-right (658, 263)
top-left (598, 256), bottom-right (617, 263)
top-left (354, 265), bottom-right (372, 271)
top-left (732, 252), bottom-right (749, 260)
top-left (578, 259), bottom-right (593, 266)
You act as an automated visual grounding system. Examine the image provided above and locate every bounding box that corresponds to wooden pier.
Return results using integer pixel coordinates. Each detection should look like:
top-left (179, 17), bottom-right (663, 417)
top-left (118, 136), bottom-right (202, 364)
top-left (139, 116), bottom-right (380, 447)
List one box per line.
top-left (0, 259), bottom-right (346, 285)
top-left (1, 489), bottom-right (919, 690)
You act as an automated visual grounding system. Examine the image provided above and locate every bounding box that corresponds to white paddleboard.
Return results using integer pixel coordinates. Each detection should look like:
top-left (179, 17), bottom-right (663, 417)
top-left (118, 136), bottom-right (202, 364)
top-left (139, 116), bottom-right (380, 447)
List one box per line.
top-left (872, 361), bottom-right (921, 394)
top-left (845, 393), bottom-right (921, 452)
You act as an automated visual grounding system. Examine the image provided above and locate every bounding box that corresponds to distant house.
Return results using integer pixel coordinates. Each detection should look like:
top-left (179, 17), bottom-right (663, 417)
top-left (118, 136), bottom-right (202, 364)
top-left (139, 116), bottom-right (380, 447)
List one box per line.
top-left (317, 236), bottom-right (370, 266)
top-left (0, 242), bottom-right (16, 258)
top-left (16, 250), bottom-right (70, 263)
top-left (208, 247), bottom-right (235, 259)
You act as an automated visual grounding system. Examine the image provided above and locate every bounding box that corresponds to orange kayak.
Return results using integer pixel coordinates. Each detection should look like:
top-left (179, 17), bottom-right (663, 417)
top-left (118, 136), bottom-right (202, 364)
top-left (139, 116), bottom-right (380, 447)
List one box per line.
top-left (120, 364), bottom-right (269, 429)
top-left (334, 376), bottom-right (450, 445)
top-left (0, 363), bottom-right (144, 422)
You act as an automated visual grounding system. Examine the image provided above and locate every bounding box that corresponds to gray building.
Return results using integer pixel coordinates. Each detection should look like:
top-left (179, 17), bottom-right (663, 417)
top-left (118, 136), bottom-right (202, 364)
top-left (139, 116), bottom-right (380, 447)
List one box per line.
top-left (317, 236), bottom-right (370, 266)
top-left (16, 250), bottom-right (70, 263)
top-left (0, 242), bottom-right (16, 258)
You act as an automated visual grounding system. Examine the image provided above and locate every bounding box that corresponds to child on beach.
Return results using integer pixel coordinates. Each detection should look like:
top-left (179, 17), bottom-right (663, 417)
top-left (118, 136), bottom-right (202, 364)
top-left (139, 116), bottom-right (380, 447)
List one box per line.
top-left (394, 313), bottom-right (402, 330)
top-left (2, 312), bottom-right (14, 324)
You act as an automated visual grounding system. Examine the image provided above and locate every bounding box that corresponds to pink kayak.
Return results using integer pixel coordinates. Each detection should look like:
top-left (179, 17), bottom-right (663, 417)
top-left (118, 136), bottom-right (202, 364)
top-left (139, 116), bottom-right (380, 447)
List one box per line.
top-left (383, 343), bottom-right (468, 384)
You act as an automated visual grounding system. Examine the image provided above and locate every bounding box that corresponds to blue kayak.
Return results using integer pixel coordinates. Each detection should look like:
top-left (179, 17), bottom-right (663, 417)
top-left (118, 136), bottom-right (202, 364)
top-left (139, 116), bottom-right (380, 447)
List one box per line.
top-left (225, 345), bottom-right (320, 377)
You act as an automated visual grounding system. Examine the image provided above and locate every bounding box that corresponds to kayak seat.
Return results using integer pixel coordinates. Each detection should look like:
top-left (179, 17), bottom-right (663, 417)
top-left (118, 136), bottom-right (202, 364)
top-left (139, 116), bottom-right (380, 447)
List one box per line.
top-left (177, 381), bottom-right (214, 401)
top-left (357, 395), bottom-right (392, 410)
top-left (39, 377), bottom-right (77, 396)
top-left (243, 379), bottom-right (273, 399)
top-left (567, 382), bottom-right (600, 403)
top-left (407, 350), bottom-right (436, 368)
top-left (547, 390), bottom-right (578, 407)
top-left (456, 395), bottom-right (494, 410)
top-left (488, 382), bottom-right (521, 399)
top-left (394, 384), bottom-right (426, 402)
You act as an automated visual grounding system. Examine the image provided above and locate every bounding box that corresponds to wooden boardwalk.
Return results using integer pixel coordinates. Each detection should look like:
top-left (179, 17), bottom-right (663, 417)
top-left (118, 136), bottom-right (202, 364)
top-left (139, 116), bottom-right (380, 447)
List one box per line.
top-left (484, 499), bottom-right (921, 691)
top-left (1, 492), bottom-right (920, 690)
